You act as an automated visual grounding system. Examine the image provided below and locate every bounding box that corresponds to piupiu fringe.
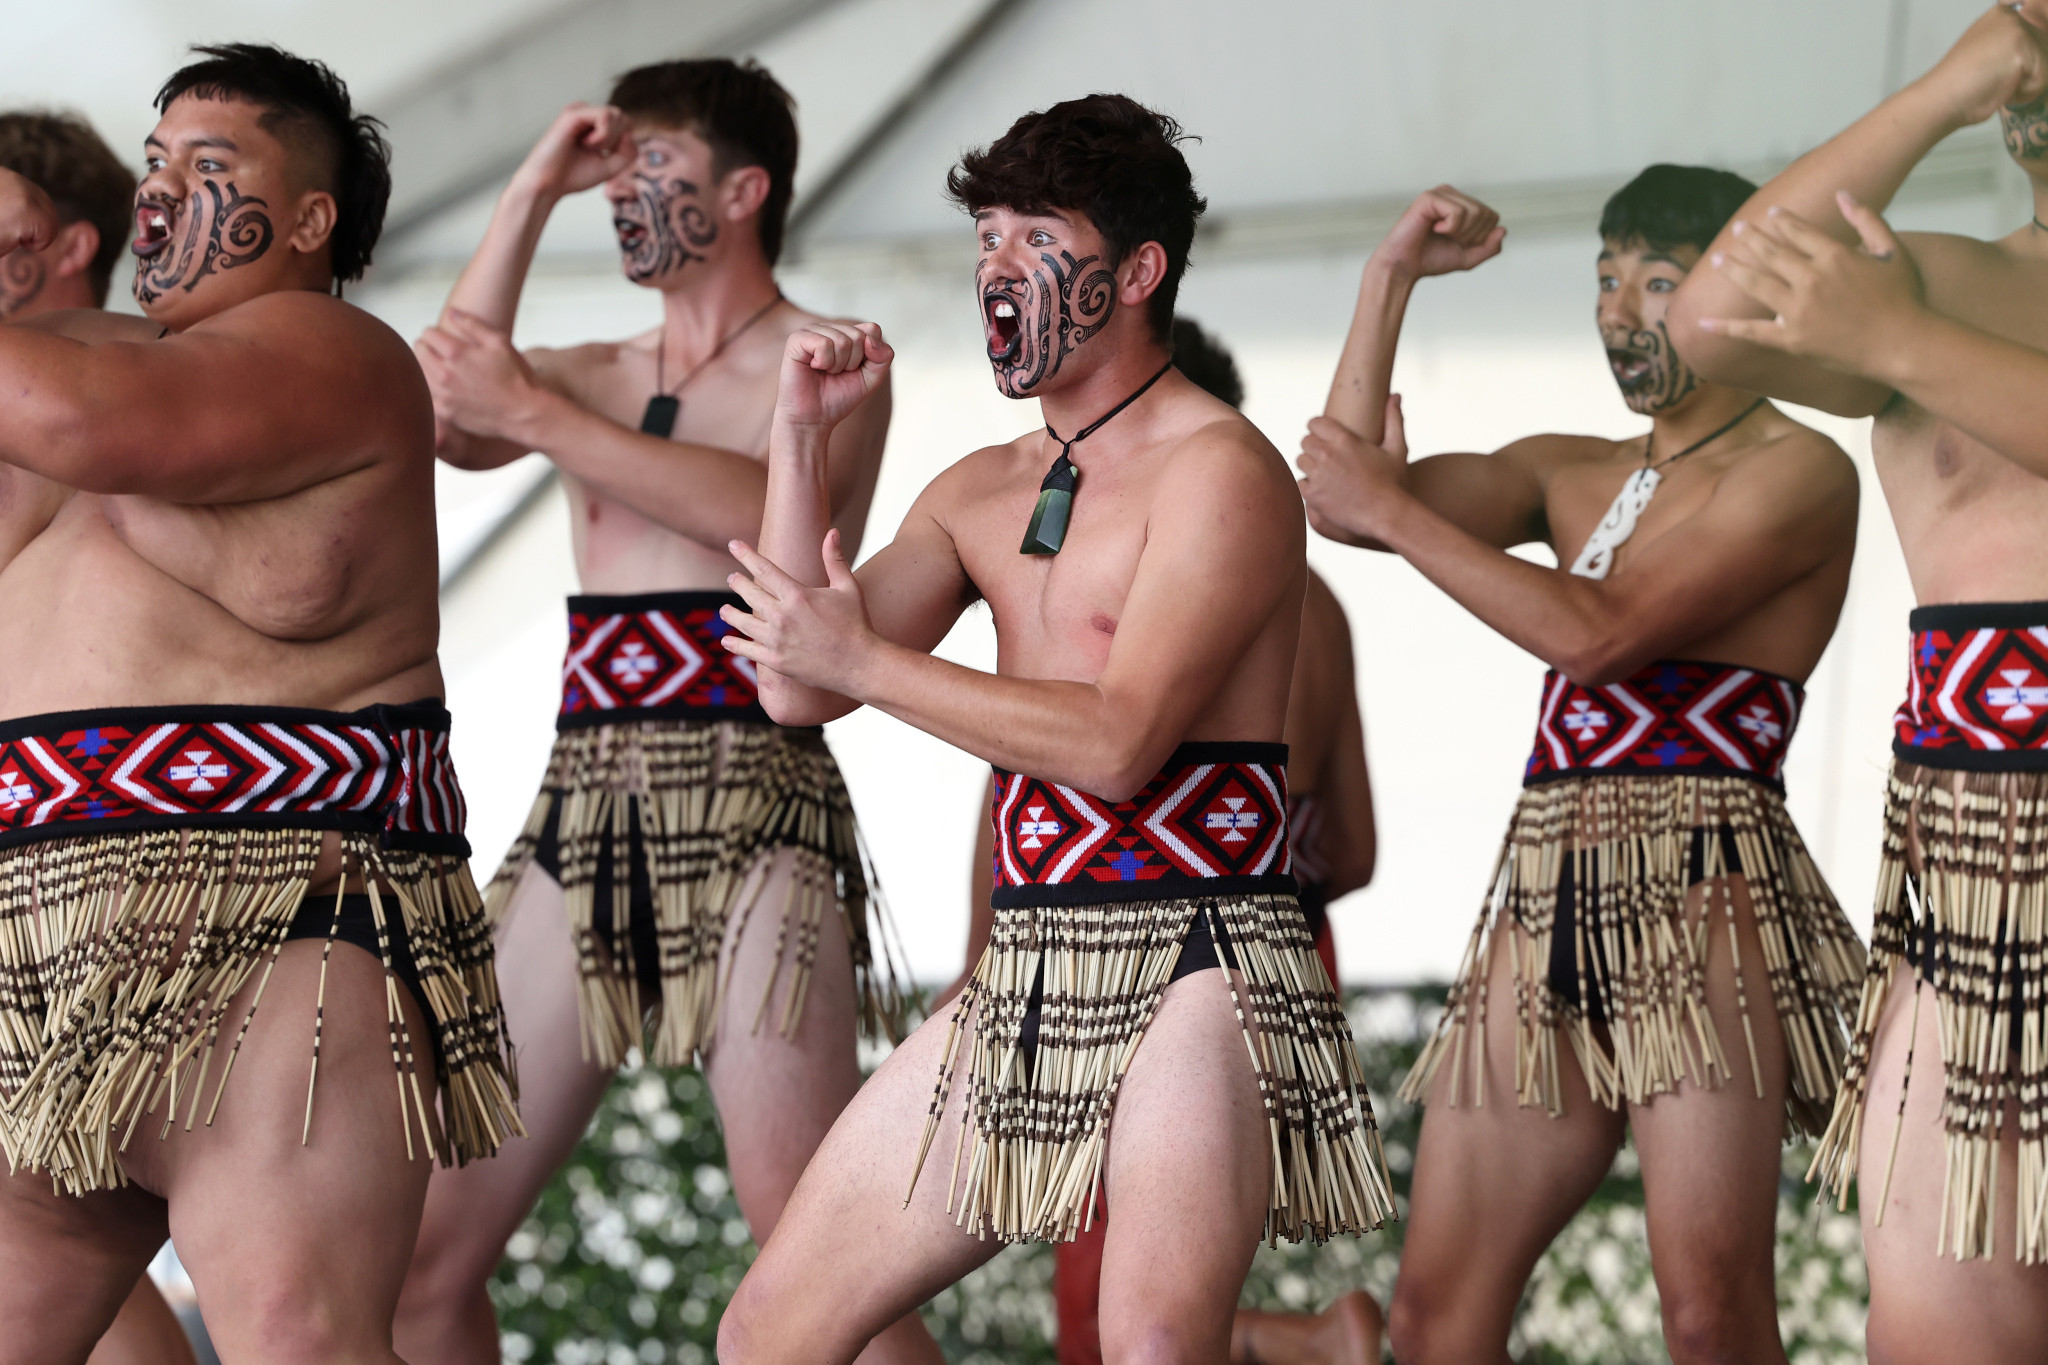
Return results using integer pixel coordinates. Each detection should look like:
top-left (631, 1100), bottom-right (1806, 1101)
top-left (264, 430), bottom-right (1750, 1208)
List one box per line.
top-left (488, 720), bottom-right (904, 1069)
top-left (0, 826), bottom-right (520, 1195)
top-left (1403, 774), bottom-right (1864, 1137)
top-left (915, 893), bottom-right (1393, 1245)
top-left (1810, 762), bottom-right (2048, 1262)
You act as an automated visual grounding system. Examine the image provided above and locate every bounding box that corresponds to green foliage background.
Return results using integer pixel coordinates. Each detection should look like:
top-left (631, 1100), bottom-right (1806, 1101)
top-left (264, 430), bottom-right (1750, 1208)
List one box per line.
top-left (491, 988), bottom-right (1868, 1364)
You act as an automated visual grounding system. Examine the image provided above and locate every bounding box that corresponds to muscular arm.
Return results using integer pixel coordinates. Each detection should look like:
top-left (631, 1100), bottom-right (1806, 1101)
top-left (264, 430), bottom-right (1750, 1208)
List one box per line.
top-left (1368, 436), bottom-right (1855, 686)
top-left (1292, 578), bottom-right (1376, 897)
top-left (1671, 3), bottom-right (2046, 413)
top-left (0, 292), bottom-right (418, 501)
top-left (1870, 304), bottom-right (2048, 470)
top-left (738, 432), bottom-right (1306, 801)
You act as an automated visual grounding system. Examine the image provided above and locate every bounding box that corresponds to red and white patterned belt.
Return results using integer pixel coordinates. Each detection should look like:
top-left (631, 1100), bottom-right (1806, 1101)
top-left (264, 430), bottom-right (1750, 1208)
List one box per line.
top-left (1523, 660), bottom-right (1803, 790)
top-left (1895, 601), bottom-right (2048, 771)
top-left (0, 698), bottom-right (468, 856)
top-left (989, 742), bottom-right (1295, 908)
top-left (558, 591), bottom-right (767, 728)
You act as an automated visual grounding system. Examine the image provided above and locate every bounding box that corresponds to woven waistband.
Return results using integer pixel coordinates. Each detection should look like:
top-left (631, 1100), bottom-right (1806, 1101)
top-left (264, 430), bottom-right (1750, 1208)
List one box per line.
top-left (990, 741), bottom-right (1295, 908)
top-left (1523, 660), bottom-right (1803, 790)
top-left (0, 699), bottom-right (467, 857)
top-left (560, 591), bottom-right (768, 728)
top-left (1895, 604), bottom-right (2048, 770)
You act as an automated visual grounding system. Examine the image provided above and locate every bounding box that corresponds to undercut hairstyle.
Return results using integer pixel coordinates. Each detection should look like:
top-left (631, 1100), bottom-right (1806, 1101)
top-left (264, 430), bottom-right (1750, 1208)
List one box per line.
top-left (0, 111), bottom-right (135, 305)
top-left (1171, 317), bottom-right (1243, 409)
top-left (155, 43), bottom-right (392, 289)
top-left (1599, 164), bottom-right (1758, 256)
top-left (948, 94), bottom-right (1208, 341)
top-left (609, 59), bottom-right (800, 266)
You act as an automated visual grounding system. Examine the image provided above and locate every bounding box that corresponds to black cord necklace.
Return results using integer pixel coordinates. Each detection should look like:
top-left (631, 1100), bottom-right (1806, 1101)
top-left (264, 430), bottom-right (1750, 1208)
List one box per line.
top-left (1643, 396), bottom-right (1768, 471)
top-left (639, 292), bottom-right (784, 438)
top-left (1020, 360), bottom-right (1175, 555)
top-left (2034, 215), bottom-right (2047, 234)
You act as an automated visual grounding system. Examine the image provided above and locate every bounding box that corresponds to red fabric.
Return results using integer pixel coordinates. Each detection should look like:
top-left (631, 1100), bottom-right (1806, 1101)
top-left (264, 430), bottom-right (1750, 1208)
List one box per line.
top-left (1522, 660), bottom-right (1803, 787)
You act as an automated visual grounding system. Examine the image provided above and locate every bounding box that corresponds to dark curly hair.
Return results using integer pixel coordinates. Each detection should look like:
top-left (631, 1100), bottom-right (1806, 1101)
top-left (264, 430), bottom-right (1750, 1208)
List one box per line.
top-left (0, 111), bottom-right (135, 305)
top-left (610, 59), bottom-right (799, 266)
top-left (155, 44), bottom-right (391, 290)
top-left (1600, 164), bottom-right (1758, 256)
top-left (948, 94), bottom-right (1207, 341)
top-left (1170, 317), bottom-right (1243, 409)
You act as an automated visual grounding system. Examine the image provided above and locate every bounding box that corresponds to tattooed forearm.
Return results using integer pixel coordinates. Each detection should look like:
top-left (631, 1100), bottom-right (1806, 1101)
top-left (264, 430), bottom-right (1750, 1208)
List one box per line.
top-left (0, 251), bottom-right (47, 320)
top-left (614, 172), bottom-right (719, 283)
top-left (132, 180), bottom-right (274, 306)
top-left (979, 249), bottom-right (1118, 396)
top-left (2004, 96), bottom-right (2048, 164)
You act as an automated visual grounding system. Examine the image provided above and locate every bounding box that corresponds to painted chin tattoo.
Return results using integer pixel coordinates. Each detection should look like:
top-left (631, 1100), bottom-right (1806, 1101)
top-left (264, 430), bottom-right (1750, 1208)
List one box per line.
top-left (979, 250), bottom-right (1117, 397)
top-left (1604, 320), bottom-right (1699, 415)
top-left (614, 172), bottom-right (718, 283)
top-left (2003, 95), bottom-right (2048, 164)
top-left (131, 180), bottom-right (275, 307)
top-left (0, 249), bottom-right (46, 320)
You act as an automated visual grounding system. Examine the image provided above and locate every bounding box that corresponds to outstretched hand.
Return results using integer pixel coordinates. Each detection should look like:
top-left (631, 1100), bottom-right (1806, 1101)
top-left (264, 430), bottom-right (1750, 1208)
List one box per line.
top-left (1697, 194), bottom-right (1926, 377)
top-left (775, 320), bottom-right (893, 432)
top-left (1297, 394), bottom-right (1412, 546)
top-left (1371, 186), bottom-right (1507, 281)
top-left (719, 529), bottom-right (877, 695)
top-left (516, 102), bottom-right (636, 200)
top-left (416, 309), bottom-right (549, 444)
top-left (0, 167), bottom-right (58, 260)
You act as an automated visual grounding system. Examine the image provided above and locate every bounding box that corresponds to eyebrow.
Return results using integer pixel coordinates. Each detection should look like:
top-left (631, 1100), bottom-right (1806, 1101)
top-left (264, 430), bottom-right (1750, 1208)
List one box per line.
top-left (972, 209), bottom-right (1072, 228)
top-left (1595, 248), bottom-right (1689, 268)
top-left (142, 135), bottom-right (241, 153)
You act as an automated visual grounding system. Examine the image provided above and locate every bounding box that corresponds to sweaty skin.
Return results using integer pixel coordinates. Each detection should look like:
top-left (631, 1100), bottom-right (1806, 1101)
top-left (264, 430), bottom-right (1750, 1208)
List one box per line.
top-left (712, 205), bottom-right (1306, 1365)
top-left (0, 89), bottom-right (449, 1365)
top-left (1297, 184), bottom-right (1856, 1365)
top-left (1669, 5), bottom-right (2048, 1360)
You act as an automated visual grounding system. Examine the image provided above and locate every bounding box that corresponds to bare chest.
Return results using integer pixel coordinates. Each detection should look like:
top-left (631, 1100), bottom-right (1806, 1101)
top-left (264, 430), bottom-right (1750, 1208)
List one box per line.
top-left (1873, 400), bottom-right (2048, 600)
top-left (1543, 456), bottom-right (1721, 569)
top-left (960, 462), bottom-right (1155, 681)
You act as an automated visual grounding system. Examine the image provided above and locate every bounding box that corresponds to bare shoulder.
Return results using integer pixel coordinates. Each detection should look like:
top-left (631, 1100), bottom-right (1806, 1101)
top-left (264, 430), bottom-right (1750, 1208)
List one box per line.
top-left (197, 291), bottom-right (418, 375)
top-left (1163, 407), bottom-right (1297, 509)
top-left (1301, 569), bottom-right (1353, 647)
top-left (524, 337), bottom-right (627, 396)
top-left (13, 308), bottom-right (164, 343)
top-left (1498, 431), bottom-right (1622, 477)
top-left (1721, 417), bottom-right (1858, 508)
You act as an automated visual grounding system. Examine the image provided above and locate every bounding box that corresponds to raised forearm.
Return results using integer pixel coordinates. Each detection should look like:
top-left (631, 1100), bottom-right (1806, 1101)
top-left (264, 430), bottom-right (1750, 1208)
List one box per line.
top-left (1325, 261), bottom-right (1416, 440)
top-left (444, 178), bottom-right (557, 330)
top-left (1879, 312), bottom-right (2048, 471)
top-left (753, 425), bottom-right (854, 724)
top-left (523, 392), bottom-right (766, 546)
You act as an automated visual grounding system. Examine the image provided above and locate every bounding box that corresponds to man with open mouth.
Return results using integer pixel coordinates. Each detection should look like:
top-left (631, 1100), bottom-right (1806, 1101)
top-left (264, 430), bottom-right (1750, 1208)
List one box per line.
top-left (714, 93), bottom-right (1393, 1363)
top-left (396, 57), bottom-right (925, 1364)
top-left (1296, 166), bottom-right (1865, 1365)
top-left (0, 42), bottom-right (519, 1363)
top-left (1673, 4), bottom-right (2048, 1358)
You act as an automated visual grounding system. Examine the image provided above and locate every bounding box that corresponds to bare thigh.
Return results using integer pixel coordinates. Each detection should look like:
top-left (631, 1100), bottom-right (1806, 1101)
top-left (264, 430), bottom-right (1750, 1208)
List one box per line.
top-left (42, 933), bottom-right (443, 1364)
top-left (719, 996), bottom-right (1008, 1365)
top-left (703, 845), bottom-right (866, 1241)
top-left (1859, 962), bottom-right (2048, 1365)
top-left (1390, 926), bottom-right (1627, 1363)
top-left (0, 1172), bottom-right (166, 1365)
top-left (87, 1277), bottom-right (198, 1365)
top-left (403, 862), bottom-right (615, 1295)
top-left (1094, 967), bottom-right (1275, 1364)
top-left (1629, 877), bottom-right (1790, 1365)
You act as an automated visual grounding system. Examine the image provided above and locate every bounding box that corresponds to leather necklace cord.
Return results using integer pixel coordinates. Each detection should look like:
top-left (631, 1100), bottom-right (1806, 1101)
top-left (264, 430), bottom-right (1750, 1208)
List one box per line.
top-left (1644, 396), bottom-right (1768, 472)
top-left (1019, 360), bottom-right (1176, 556)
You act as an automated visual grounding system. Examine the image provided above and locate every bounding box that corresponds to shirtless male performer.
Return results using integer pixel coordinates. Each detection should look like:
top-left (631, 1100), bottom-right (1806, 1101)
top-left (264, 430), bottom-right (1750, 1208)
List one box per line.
top-left (0, 43), bottom-right (518, 1365)
top-left (0, 108), bottom-right (191, 1365)
top-left (714, 94), bottom-right (1391, 1365)
top-left (1668, 4), bottom-right (2048, 1359)
top-left (391, 59), bottom-right (922, 1364)
top-left (936, 317), bottom-right (1384, 1365)
top-left (1296, 167), bottom-right (1869, 1365)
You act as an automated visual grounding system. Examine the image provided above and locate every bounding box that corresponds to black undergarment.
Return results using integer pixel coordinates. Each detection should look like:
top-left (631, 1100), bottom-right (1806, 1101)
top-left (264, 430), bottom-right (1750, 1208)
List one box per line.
top-left (1545, 825), bottom-right (1740, 1024)
top-left (530, 792), bottom-right (664, 1002)
top-left (284, 890), bottom-right (426, 1025)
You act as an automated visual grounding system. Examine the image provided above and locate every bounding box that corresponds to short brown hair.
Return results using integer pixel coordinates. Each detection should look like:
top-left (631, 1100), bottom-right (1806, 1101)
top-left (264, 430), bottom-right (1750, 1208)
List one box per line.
top-left (0, 111), bottom-right (136, 305)
top-left (948, 94), bottom-right (1207, 341)
top-left (609, 59), bottom-right (799, 266)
